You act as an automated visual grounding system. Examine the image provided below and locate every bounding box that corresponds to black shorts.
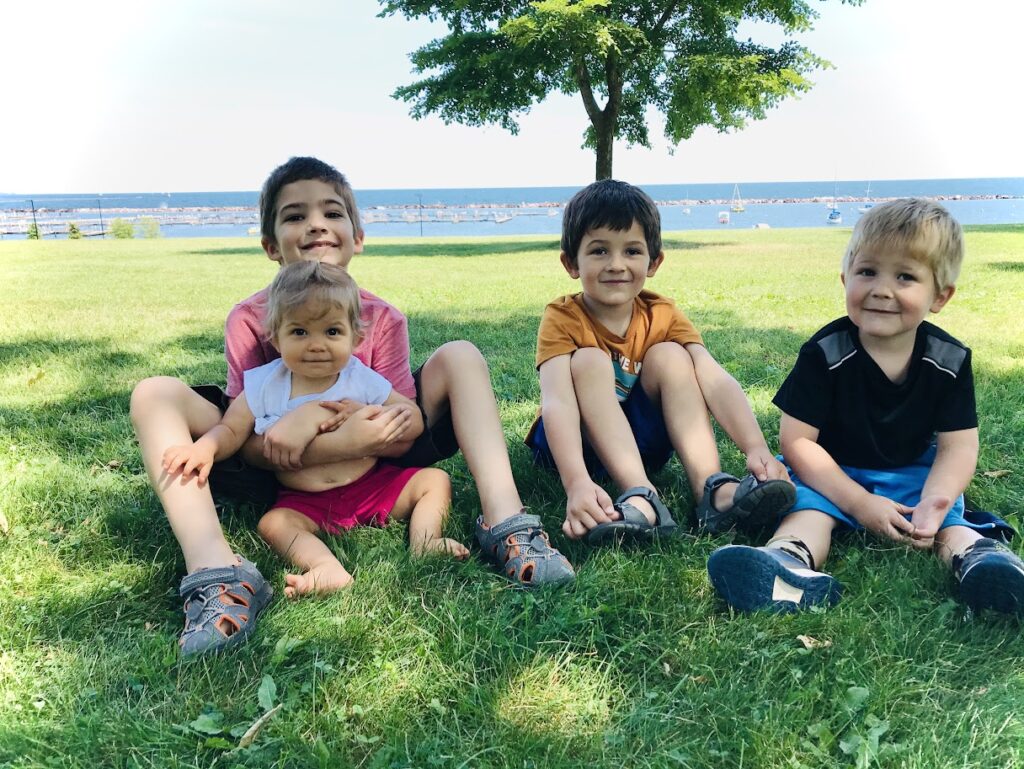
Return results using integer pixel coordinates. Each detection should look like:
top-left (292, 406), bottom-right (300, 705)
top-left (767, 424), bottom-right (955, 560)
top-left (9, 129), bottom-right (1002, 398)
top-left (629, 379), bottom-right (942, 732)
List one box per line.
top-left (193, 384), bottom-right (280, 509)
top-left (386, 363), bottom-right (459, 468)
top-left (192, 364), bottom-right (458, 507)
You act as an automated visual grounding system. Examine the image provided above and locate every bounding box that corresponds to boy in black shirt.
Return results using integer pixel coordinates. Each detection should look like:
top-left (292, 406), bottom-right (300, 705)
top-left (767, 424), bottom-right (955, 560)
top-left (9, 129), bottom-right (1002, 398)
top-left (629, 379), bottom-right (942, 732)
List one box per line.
top-left (708, 198), bottom-right (1024, 614)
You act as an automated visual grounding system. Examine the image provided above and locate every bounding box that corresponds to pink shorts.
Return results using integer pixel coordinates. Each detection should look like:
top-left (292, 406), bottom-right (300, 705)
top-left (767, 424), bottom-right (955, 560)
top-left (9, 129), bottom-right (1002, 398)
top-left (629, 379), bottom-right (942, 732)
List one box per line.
top-left (273, 463), bottom-right (422, 534)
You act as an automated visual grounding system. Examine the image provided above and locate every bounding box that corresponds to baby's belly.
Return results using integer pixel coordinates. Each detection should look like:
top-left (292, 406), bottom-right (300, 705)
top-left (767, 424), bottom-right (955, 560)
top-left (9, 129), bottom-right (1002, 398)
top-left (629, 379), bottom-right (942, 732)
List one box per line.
top-left (277, 457), bottom-right (377, 493)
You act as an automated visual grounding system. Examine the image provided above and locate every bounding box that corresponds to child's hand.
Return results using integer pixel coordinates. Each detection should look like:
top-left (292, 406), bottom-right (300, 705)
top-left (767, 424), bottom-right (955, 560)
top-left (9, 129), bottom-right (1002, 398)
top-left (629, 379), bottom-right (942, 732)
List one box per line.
top-left (162, 442), bottom-right (215, 484)
top-left (848, 493), bottom-right (916, 543)
top-left (317, 399), bottom-right (365, 433)
top-left (262, 405), bottom-right (322, 470)
top-left (342, 404), bottom-right (413, 456)
top-left (744, 447), bottom-right (791, 483)
top-left (908, 495), bottom-right (952, 548)
top-left (562, 480), bottom-right (616, 540)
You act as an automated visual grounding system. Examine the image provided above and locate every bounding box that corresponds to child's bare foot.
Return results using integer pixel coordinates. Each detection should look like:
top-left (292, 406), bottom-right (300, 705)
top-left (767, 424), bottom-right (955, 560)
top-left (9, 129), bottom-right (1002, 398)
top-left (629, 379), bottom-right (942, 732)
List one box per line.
top-left (283, 561), bottom-right (353, 598)
top-left (411, 537), bottom-right (470, 560)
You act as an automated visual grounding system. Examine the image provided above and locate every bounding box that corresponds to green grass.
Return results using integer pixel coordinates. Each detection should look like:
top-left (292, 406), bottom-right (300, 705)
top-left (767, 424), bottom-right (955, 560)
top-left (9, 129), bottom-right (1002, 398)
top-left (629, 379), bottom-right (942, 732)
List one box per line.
top-left (1, 225), bottom-right (1023, 768)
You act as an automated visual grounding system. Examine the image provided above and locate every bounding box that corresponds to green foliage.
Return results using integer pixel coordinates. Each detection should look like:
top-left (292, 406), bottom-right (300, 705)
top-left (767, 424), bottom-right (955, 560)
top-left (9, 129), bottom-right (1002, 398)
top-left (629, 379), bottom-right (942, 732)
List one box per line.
top-left (67, 222), bottom-right (82, 240)
top-left (381, 0), bottom-right (859, 178)
top-left (109, 218), bottom-right (134, 239)
top-left (26, 222), bottom-right (40, 239)
top-left (137, 216), bottom-right (161, 239)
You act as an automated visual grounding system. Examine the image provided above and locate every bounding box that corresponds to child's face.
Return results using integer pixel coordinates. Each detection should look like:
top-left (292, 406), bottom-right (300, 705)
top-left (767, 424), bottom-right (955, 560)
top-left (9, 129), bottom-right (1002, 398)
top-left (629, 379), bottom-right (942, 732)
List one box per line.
top-left (843, 247), bottom-right (954, 346)
top-left (560, 220), bottom-right (664, 313)
top-left (263, 179), bottom-right (364, 269)
top-left (274, 301), bottom-right (356, 382)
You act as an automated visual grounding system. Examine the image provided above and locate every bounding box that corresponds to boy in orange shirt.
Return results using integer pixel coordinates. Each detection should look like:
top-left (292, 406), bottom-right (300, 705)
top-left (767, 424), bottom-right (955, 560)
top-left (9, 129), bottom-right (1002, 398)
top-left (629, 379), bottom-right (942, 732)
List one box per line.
top-left (527, 179), bottom-right (795, 544)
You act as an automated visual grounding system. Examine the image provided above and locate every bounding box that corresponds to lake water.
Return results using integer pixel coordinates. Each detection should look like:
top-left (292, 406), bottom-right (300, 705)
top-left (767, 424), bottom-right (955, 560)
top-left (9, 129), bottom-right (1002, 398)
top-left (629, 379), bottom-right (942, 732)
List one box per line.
top-left (2, 178), bottom-right (1021, 239)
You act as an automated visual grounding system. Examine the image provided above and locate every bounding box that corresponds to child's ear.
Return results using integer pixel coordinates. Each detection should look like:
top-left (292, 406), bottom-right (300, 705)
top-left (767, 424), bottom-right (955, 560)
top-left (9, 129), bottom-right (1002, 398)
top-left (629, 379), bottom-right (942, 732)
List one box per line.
top-left (647, 251), bottom-right (665, 277)
top-left (930, 284), bottom-right (955, 313)
top-left (262, 237), bottom-right (282, 264)
top-left (559, 252), bottom-right (580, 279)
top-left (353, 229), bottom-right (365, 254)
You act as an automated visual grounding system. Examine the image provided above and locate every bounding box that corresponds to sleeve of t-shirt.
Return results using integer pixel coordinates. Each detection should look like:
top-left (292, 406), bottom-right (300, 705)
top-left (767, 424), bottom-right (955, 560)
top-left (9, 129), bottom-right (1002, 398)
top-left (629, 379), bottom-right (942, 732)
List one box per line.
top-left (667, 306), bottom-right (704, 346)
top-left (369, 310), bottom-right (416, 400)
top-left (225, 303), bottom-right (269, 398)
top-left (535, 301), bottom-right (584, 368)
top-left (935, 348), bottom-right (978, 432)
top-left (772, 342), bottom-right (832, 429)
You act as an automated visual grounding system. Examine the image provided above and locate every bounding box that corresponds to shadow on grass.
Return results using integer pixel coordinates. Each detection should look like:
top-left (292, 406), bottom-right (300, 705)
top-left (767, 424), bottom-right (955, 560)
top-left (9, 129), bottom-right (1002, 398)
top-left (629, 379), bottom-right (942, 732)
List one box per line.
top-left (964, 224), bottom-right (1024, 235)
top-left (987, 262), bottom-right (1024, 273)
top-left (186, 246), bottom-right (264, 256)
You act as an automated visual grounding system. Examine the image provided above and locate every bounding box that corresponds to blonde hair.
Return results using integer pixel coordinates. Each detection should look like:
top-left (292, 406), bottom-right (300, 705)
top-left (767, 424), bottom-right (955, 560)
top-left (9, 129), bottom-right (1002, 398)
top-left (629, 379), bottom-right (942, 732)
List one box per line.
top-left (842, 198), bottom-right (964, 291)
top-left (264, 261), bottom-right (364, 341)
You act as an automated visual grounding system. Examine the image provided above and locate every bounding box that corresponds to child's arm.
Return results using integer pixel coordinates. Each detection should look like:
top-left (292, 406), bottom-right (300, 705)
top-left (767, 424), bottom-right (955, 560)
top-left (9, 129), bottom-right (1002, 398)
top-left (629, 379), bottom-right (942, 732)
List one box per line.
top-left (260, 400), bottom-right (333, 470)
top-left (779, 412), bottom-right (918, 543)
top-left (686, 343), bottom-right (789, 481)
top-left (162, 393), bottom-right (257, 484)
top-left (538, 355), bottom-right (615, 539)
top-left (910, 427), bottom-right (979, 544)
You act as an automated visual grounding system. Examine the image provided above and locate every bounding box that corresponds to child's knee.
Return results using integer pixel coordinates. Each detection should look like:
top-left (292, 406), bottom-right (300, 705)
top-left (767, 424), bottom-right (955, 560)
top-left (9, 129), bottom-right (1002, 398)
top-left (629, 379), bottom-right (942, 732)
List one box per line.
top-left (257, 508), bottom-right (302, 540)
top-left (415, 467), bottom-right (451, 498)
top-left (129, 376), bottom-right (189, 423)
top-left (569, 347), bottom-right (612, 380)
top-left (432, 340), bottom-right (487, 372)
top-left (641, 342), bottom-right (695, 381)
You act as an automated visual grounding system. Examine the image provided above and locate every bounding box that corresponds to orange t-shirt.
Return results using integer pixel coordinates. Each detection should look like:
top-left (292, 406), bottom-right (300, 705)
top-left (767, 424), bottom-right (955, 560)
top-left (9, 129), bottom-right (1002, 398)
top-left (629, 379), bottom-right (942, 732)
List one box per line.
top-left (535, 290), bottom-right (703, 401)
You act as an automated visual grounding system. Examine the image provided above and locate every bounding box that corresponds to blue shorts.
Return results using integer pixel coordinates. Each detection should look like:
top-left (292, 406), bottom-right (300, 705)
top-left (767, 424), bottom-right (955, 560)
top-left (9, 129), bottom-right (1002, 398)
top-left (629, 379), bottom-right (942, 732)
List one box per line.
top-left (528, 383), bottom-right (672, 479)
top-left (783, 445), bottom-right (1013, 540)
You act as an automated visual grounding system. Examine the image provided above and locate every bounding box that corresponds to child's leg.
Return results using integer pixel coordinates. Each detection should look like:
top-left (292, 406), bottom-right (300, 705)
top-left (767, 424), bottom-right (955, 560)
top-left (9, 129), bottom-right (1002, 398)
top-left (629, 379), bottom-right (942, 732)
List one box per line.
top-left (390, 468), bottom-right (468, 558)
top-left (130, 376), bottom-right (237, 572)
top-left (569, 347), bottom-right (658, 522)
top-left (256, 506), bottom-right (353, 597)
top-left (415, 342), bottom-right (524, 526)
top-left (639, 342), bottom-right (749, 511)
top-left (770, 509), bottom-right (839, 569)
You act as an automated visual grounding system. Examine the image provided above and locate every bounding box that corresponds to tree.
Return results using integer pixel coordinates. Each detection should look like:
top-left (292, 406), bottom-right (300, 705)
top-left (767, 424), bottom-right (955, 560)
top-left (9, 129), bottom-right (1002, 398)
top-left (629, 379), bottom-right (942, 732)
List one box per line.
top-left (110, 218), bottom-right (135, 239)
top-left (380, 0), bottom-right (859, 179)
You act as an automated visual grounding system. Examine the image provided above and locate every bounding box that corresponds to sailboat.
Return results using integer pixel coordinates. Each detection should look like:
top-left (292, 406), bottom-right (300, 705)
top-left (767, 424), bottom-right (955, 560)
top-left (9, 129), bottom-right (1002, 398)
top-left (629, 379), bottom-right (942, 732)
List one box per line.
top-left (826, 179), bottom-right (842, 224)
top-left (857, 182), bottom-right (874, 214)
top-left (730, 184), bottom-right (745, 213)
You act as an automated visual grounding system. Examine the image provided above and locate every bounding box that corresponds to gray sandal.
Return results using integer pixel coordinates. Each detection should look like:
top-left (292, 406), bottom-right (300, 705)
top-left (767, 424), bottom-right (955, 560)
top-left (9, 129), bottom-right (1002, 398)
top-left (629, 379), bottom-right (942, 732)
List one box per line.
top-left (476, 511), bottom-right (575, 587)
top-left (695, 472), bottom-right (795, 535)
top-left (585, 486), bottom-right (678, 546)
top-left (178, 555), bottom-right (273, 656)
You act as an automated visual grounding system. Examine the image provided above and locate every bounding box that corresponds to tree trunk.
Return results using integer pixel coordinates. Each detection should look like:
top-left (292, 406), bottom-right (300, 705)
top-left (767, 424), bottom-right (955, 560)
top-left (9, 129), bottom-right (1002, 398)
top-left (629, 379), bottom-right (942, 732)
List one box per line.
top-left (595, 122), bottom-right (613, 180)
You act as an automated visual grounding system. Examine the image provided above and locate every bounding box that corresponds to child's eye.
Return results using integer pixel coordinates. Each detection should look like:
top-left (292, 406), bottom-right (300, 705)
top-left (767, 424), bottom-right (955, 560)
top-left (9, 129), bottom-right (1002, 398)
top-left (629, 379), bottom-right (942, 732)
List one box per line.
top-left (283, 214), bottom-right (303, 223)
top-left (326, 327), bottom-right (344, 336)
top-left (588, 247), bottom-right (607, 256)
top-left (856, 268), bottom-right (875, 277)
top-left (627, 248), bottom-right (644, 256)
top-left (898, 273), bottom-right (918, 282)
top-left (291, 328), bottom-right (306, 336)
top-left (326, 210), bottom-right (346, 219)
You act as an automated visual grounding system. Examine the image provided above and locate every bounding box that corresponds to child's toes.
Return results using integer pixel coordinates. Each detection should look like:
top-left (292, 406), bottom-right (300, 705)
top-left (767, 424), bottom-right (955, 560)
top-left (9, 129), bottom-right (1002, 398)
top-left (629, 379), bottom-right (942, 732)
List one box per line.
top-left (284, 572), bottom-right (308, 598)
top-left (449, 539), bottom-right (470, 560)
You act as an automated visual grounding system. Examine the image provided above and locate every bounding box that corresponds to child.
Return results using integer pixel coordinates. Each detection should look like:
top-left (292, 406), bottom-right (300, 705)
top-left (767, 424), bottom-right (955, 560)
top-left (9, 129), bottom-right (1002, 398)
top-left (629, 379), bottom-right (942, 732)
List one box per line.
top-left (707, 198), bottom-right (1024, 614)
top-left (163, 261), bottom-right (468, 596)
top-left (131, 158), bottom-right (572, 657)
top-left (526, 179), bottom-right (795, 545)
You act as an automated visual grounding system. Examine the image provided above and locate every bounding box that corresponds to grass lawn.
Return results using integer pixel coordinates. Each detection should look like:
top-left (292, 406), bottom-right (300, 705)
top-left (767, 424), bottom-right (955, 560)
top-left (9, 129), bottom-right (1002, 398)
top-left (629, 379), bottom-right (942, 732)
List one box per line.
top-left (1, 225), bottom-right (1022, 768)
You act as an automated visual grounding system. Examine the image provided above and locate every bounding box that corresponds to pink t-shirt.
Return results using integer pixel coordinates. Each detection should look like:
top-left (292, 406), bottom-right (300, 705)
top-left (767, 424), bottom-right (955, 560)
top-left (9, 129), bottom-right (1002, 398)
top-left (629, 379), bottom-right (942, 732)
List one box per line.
top-left (224, 286), bottom-right (416, 400)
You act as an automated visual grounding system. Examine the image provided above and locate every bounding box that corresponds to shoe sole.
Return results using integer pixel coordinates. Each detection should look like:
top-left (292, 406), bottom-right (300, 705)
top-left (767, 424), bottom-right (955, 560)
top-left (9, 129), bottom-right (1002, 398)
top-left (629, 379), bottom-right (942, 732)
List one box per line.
top-left (959, 558), bottom-right (1024, 614)
top-left (707, 545), bottom-right (841, 613)
top-left (730, 481), bottom-right (797, 532)
top-left (585, 521), bottom-right (677, 547)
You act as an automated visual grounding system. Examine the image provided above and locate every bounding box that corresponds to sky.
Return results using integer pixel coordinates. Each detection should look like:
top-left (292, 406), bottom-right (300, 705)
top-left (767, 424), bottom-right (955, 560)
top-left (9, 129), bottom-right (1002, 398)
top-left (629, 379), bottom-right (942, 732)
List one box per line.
top-left (2, 0), bottom-right (1021, 193)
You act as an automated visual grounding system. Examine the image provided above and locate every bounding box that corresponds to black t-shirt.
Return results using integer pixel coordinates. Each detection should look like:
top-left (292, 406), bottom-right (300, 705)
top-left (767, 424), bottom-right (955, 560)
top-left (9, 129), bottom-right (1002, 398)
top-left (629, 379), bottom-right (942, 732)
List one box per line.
top-left (773, 317), bottom-right (976, 469)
